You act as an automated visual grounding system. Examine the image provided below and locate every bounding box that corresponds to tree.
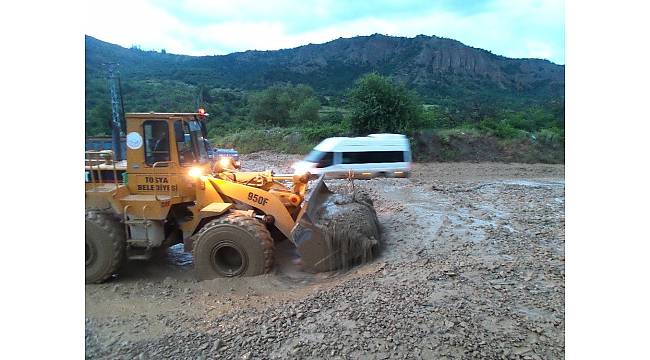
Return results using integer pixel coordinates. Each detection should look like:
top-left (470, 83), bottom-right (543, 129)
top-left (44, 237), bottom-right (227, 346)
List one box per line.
top-left (288, 84), bottom-right (314, 109)
top-left (292, 97), bottom-right (320, 123)
top-left (347, 73), bottom-right (421, 135)
top-left (86, 102), bottom-right (112, 136)
top-left (248, 83), bottom-right (320, 126)
top-left (248, 85), bottom-right (290, 126)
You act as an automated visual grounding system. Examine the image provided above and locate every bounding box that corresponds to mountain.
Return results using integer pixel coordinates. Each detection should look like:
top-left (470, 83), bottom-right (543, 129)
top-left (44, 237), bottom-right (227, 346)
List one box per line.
top-left (85, 34), bottom-right (564, 127)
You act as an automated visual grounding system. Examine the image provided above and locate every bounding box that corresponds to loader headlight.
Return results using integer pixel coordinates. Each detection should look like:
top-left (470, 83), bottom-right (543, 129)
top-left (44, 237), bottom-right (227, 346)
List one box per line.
top-left (293, 172), bottom-right (311, 184)
top-left (188, 166), bottom-right (204, 178)
top-left (219, 157), bottom-right (232, 169)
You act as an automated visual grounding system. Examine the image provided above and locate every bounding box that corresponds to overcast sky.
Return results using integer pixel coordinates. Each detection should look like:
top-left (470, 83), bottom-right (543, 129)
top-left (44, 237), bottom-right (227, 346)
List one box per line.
top-left (85, 0), bottom-right (564, 64)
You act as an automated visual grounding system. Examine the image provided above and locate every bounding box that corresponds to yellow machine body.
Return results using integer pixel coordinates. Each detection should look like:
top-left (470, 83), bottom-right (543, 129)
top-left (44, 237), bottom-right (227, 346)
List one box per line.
top-left (85, 111), bottom-right (379, 284)
top-left (85, 112), bottom-right (310, 252)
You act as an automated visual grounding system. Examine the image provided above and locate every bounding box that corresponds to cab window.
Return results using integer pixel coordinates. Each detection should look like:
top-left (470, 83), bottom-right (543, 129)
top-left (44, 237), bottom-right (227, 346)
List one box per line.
top-left (189, 120), bottom-right (209, 162)
top-left (175, 121), bottom-right (195, 165)
top-left (143, 120), bottom-right (170, 166)
top-left (175, 120), bottom-right (210, 165)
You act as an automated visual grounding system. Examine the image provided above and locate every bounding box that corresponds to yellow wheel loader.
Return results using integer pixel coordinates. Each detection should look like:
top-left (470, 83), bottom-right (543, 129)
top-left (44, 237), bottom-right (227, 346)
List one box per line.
top-left (85, 111), bottom-right (380, 283)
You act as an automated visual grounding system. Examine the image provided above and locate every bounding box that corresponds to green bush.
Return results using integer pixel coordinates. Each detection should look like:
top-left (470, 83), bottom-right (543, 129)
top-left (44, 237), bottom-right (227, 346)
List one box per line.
top-left (85, 76), bottom-right (564, 162)
top-left (248, 83), bottom-right (321, 127)
top-left (419, 106), bottom-right (452, 129)
top-left (210, 123), bottom-right (349, 155)
top-left (306, 122), bottom-right (350, 140)
top-left (212, 128), bottom-right (290, 153)
top-left (504, 113), bottom-right (535, 132)
top-left (536, 127), bottom-right (565, 145)
top-left (478, 118), bottom-right (524, 139)
top-left (292, 97), bottom-right (321, 123)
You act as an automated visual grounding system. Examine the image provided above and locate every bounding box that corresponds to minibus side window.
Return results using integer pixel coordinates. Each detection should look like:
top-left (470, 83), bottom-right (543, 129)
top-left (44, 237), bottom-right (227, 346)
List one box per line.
top-left (341, 151), bottom-right (404, 164)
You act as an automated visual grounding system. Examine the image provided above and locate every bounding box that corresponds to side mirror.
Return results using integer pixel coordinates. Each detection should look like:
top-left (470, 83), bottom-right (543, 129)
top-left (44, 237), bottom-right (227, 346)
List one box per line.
top-left (174, 121), bottom-right (185, 142)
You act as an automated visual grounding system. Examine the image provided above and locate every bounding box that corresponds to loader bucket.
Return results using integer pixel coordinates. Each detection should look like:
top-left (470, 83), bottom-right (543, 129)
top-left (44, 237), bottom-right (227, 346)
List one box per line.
top-left (291, 175), bottom-right (381, 272)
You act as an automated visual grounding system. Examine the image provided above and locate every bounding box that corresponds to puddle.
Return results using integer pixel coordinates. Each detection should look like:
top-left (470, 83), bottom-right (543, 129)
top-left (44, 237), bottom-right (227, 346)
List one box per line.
top-left (500, 179), bottom-right (565, 188)
top-left (163, 244), bottom-right (193, 266)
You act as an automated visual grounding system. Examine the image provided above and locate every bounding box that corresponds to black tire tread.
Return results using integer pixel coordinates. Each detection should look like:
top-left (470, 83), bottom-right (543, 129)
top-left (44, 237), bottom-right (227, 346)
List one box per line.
top-left (193, 213), bottom-right (274, 275)
top-left (85, 211), bottom-right (126, 284)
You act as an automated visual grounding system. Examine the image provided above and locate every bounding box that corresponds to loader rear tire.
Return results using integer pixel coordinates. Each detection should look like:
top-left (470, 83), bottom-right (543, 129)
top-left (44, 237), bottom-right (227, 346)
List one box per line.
top-left (85, 211), bottom-right (126, 284)
top-left (193, 213), bottom-right (273, 280)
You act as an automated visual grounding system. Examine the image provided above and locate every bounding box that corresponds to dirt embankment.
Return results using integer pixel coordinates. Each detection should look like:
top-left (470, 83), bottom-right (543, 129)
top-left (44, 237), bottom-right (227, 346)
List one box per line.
top-left (85, 153), bottom-right (564, 359)
top-left (412, 132), bottom-right (565, 164)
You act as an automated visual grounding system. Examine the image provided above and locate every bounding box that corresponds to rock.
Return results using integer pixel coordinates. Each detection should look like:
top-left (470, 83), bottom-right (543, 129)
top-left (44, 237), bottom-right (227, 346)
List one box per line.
top-left (213, 339), bottom-right (222, 350)
top-left (514, 346), bottom-right (532, 355)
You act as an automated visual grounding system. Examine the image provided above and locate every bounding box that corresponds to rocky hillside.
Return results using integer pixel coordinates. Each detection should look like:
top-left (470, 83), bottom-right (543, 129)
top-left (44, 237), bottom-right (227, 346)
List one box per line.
top-left (85, 34), bottom-right (564, 106)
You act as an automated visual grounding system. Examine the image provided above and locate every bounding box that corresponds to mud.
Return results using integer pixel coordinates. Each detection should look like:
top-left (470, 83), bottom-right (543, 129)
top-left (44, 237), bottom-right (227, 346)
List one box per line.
top-left (86, 153), bottom-right (565, 359)
top-left (308, 191), bottom-right (381, 272)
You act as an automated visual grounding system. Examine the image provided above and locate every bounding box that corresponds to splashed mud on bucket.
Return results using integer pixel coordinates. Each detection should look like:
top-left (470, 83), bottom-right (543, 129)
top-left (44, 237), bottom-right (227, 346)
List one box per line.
top-left (320, 191), bottom-right (381, 271)
top-left (293, 185), bottom-right (381, 272)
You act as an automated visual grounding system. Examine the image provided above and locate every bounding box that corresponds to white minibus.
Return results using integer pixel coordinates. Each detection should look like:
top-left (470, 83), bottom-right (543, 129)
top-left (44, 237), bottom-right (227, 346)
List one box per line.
top-left (292, 134), bottom-right (412, 179)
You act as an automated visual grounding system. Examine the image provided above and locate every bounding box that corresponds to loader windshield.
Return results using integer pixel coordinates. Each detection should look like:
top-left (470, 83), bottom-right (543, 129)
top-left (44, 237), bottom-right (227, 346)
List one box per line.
top-left (176, 120), bottom-right (209, 165)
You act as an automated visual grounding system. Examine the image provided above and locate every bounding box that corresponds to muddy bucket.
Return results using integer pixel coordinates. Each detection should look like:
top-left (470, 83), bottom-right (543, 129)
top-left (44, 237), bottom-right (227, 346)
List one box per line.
top-left (291, 176), bottom-right (381, 272)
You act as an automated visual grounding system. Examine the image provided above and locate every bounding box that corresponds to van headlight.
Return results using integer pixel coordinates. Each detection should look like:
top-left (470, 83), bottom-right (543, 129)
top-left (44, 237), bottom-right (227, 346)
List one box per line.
top-left (292, 162), bottom-right (314, 175)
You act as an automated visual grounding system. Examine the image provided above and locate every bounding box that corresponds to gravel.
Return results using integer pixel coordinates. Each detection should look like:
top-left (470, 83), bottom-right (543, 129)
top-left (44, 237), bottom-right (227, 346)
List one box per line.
top-left (85, 154), bottom-right (564, 359)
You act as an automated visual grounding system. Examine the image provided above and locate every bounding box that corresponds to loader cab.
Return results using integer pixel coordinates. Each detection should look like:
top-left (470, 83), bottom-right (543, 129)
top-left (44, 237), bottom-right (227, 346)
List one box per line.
top-left (124, 111), bottom-right (211, 197)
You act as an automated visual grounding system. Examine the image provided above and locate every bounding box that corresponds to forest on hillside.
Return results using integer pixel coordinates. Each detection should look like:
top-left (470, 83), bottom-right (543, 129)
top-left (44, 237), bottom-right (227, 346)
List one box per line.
top-left (85, 35), bottom-right (564, 162)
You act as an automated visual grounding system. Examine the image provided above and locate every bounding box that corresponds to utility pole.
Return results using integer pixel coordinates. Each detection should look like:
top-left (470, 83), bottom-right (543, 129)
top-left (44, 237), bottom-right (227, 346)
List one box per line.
top-left (106, 63), bottom-right (124, 161)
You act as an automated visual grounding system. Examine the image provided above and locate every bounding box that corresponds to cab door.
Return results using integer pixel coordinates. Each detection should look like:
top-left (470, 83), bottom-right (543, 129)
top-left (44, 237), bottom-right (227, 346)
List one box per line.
top-left (125, 118), bottom-right (181, 197)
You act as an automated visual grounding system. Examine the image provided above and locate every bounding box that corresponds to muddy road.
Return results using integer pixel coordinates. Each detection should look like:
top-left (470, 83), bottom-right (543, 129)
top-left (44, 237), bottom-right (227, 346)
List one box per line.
top-left (86, 152), bottom-right (565, 359)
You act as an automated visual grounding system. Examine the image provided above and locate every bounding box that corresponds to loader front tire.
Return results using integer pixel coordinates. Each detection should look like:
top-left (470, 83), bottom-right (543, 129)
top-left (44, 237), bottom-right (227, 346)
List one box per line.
top-left (193, 213), bottom-right (273, 280)
top-left (85, 211), bottom-right (126, 284)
